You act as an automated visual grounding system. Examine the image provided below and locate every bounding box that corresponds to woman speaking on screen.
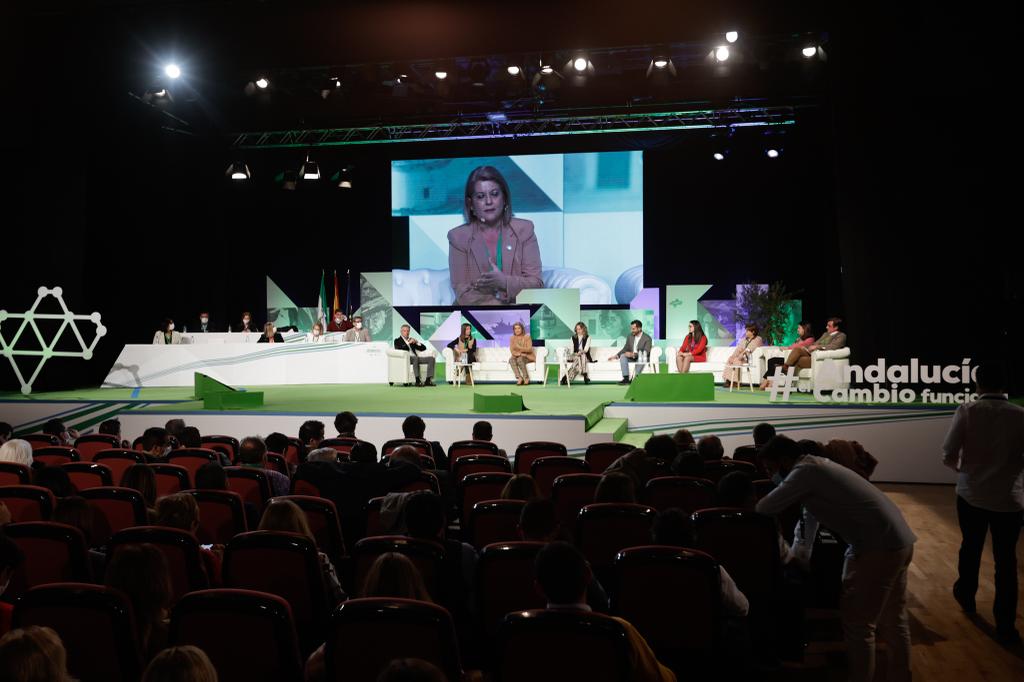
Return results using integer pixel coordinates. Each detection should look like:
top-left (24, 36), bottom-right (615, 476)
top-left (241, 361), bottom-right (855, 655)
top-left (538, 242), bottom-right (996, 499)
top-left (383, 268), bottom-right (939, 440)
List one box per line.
top-left (447, 165), bottom-right (543, 305)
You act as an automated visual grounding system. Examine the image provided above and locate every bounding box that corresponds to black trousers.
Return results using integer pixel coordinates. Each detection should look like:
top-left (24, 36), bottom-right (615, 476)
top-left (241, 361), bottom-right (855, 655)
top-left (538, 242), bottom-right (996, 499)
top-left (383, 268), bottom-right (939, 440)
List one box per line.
top-left (955, 495), bottom-right (1023, 631)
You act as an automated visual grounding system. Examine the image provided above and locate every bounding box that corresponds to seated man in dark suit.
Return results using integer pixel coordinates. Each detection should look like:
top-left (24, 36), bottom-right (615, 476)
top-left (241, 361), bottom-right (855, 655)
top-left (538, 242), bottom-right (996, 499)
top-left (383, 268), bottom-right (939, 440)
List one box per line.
top-left (394, 324), bottom-right (436, 386)
top-left (783, 317), bottom-right (847, 370)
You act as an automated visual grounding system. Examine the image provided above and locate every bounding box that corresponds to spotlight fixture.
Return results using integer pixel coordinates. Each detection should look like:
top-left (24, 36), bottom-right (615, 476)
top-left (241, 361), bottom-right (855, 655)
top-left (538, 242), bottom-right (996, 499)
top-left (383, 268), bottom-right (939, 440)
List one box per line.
top-left (725, 31), bottom-right (739, 44)
top-left (226, 161), bottom-right (251, 180)
top-left (802, 46), bottom-right (818, 58)
top-left (572, 56), bottom-right (588, 72)
top-left (164, 63), bottom-right (181, 79)
top-left (540, 64), bottom-right (553, 75)
top-left (713, 152), bottom-right (726, 161)
top-left (646, 52), bottom-right (677, 78)
top-left (332, 167), bottom-right (354, 189)
top-left (434, 70), bottom-right (448, 80)
top-left (714, 46), bottom-right (730, 62)
top-left (766, 148), bottom-right (780, 159)
top-left (301, 156), bottom-right (320, 180)
top-left (507, 65), bottom-right (521, 76)
top-left (255, 77), bottom-right (269, 89)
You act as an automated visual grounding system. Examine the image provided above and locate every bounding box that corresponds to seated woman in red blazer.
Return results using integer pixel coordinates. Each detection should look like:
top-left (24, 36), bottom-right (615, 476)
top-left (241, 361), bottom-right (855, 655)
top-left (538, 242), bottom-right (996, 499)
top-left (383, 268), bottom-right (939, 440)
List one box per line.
top-left (676, 320), bottom-right (708, 373)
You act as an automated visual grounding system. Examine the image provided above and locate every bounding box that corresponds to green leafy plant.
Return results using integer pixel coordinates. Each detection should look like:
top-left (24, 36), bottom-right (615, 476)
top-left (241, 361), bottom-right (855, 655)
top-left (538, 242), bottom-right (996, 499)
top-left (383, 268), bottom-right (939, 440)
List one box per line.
top-left (735, 282), bottom-right (800, 346)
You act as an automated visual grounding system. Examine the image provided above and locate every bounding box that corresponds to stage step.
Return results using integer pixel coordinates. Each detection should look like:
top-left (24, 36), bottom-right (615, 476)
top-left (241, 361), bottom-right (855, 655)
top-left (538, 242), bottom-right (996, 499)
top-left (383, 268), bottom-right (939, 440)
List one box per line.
top-left (587, 417), bottom-right (627, 441)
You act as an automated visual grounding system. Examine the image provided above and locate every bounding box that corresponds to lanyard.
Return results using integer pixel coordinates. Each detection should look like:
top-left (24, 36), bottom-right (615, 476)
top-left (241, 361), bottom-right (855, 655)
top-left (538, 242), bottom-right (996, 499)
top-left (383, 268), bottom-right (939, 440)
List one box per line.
top-left (496, 228), bottom-right (503, 270)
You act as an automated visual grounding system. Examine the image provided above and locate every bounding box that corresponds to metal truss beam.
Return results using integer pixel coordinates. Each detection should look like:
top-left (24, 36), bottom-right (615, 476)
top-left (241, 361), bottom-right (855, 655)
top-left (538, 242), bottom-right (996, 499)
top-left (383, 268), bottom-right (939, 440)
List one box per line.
top-left (230, 105), bottom-right (802, 149)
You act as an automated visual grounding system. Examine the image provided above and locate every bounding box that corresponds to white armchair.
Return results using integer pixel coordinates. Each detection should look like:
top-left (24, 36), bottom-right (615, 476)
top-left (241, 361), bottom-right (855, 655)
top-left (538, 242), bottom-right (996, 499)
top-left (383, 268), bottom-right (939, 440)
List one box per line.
top-left (442, 346), bottom-right (548, 383)
top-left (386, 346), bottom-right (439, 385)
top-left (799, 348), bottom-right (852, 392)
top-left (665, 345), bottom-right (750, 384)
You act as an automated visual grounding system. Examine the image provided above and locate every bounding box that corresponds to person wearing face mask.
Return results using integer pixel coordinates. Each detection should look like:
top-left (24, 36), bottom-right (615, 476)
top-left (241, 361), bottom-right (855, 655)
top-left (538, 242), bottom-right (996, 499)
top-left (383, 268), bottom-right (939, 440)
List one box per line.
top-left (447, 165), bottom-right (543, 305)
top-left (196, 312), bottom-right (214, 333)
top-left (327, 310), bottom-right (353, 333)
top-left (152, 318), bottom-right (182, 345)
top-left (307, 322), bottom-right (327, 344)
top-left (257, 322), bottom-right (285, 344)
top-left (342, 315), bottom-right (371, 342)
top-left (235, 311), bottom-right (255, 333)
top-left (756, 435), bottom-right (916, 682)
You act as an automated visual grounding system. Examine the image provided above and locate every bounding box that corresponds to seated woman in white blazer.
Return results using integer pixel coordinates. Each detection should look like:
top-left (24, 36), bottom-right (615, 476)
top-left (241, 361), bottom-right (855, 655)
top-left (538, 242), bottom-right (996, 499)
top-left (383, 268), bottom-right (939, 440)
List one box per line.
top-left (152, 318), bottom-right (183, 345)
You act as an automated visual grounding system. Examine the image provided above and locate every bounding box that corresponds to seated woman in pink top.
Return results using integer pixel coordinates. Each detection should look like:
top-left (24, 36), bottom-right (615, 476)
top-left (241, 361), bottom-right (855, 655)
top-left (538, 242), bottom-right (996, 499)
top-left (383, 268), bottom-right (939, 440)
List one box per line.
top-left (722, 324), bottom-right (764, 387)
top-left (760, 321), bottom-right (815, 389)
top-left (447, 165), bottom-right (544, 306)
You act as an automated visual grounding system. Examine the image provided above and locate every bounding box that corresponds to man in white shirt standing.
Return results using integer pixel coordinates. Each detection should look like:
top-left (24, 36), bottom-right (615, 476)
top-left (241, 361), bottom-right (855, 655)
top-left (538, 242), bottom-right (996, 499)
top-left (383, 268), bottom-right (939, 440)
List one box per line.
top-left (942, 363), bottom-right (1024, 644)
top-left (756, 435), bottom-right (916, 682)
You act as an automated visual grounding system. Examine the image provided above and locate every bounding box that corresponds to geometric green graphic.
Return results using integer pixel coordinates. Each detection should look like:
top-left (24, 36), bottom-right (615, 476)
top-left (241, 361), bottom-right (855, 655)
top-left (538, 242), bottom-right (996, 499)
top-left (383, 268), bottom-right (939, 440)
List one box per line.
top-left (0, 286), bottom-right (106, 395)
top-left (266, 276), bottom-right (318, 332)
top-left (664, 284), bottom-right (713, 340)
top-left (517, 287), bottom-right (580, 340)
top-left (353, 272), bottom-right (395, 342)
top-left (578, 308), bottom-right (654, 341)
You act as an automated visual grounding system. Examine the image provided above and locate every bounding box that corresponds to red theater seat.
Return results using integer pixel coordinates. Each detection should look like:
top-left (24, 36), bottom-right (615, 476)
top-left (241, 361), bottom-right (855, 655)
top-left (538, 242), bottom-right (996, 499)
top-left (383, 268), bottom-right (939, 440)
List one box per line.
top-left (643, 476), bottom-right (717, 513)
top-left (453, 454), bottom-right (511, 483)
top-left (187, 490), bottom-right (248, 545)
top-left (477, 541), bottom-right (547, 639)
top-left (273, 495), bottom-right (346, 564)
top-left (109, 526), bottom-right (209, 603)
top-left (459, 471), bottom-right (513, 527)
top-left (93, 450), bottom-right (145, 485)
top-left (80, 487), bottom-right (148, 546)
top-left (700, 459), bottom-right (757, 483)
top-left (530, 456), bottom-right (589, 498)
top-left (551, 473), bottom-right (603, 530)
top-left (2, 522), bottom-right (91, 599)
top-left (585, 442), bottom-right (634, 473)
top-left (0, 462), bottom-right (32, 485)
top-left (468, 499), bottom-right (526, 550)
top-left (201, 435), bottom-right (239, 462)
top-left (576, 503), bottom-right (657, 577)
top-left (151, 463), bottom-right (191, 496)
top-left (324, 598), bottom-right (463, 682)
top-left (352, 536), bottom-right (445, 600)
top-left (74, 434), bottom-right (121, 462)
top-left (61, 462), bottom-right (114, 490)
top-left (514, 441), bottom-right (567, 475)
top-left (0, 485), bottom-right (56, 522)
top-left (225, 466), bottom-right (272, 509)
top-left (33, 446), bottom-right (80, 466)
top-left (448, 439), bottom-right (501, 470)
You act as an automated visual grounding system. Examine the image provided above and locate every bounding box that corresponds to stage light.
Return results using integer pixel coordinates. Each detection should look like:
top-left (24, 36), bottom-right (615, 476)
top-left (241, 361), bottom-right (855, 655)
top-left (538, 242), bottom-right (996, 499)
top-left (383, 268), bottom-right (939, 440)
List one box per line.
top-left (573, 56), bottom-right (588, 72)
top-left (333, 167), bottom-right (353, 189)
top-left (540, 64), bottom-right (553, 75)
top-left (434, 70), bottom-right (447, 80)
top-left (507, 65), bottom-right (521, 76)
top-left (653, 58), bottom-right (669, 69)
top-left (714, 46), bottom-right (730, 62)
top-left (766, 148), bottom-right (780, 159)
top-left (802, 46), bottom-right (818, 58)
top-left (226, 161), bottom-right (251, 180)
top-left (301, 156), bottom-right (320, 180)
top-left (255, 77), bottom-right (269, 89)
top-left (713, 152), bottom-right (726, 161)
top-left (726, 31), bottom-right (739, 44)
top-left (164, 63), bottom-right (181, 79)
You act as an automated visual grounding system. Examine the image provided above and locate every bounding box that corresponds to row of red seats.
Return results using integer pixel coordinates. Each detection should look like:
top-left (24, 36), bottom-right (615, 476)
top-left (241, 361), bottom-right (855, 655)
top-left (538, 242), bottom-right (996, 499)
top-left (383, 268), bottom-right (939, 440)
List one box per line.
top-left (9, 537), bottom-right (736, 682)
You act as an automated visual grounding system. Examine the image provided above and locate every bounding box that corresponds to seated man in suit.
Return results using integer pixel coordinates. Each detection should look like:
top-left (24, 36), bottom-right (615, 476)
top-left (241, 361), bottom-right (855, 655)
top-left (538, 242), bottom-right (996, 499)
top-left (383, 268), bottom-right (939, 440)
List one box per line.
top-left (342, 315), bottom-right (371, 342)
top-left (608, 319), bottom-right (653, 385)
top-left (783, 317), bottom-right (847, 371)
top-left (196, 312), bottom-right (214, 333)
top-left (394, 324), bottom-right (435, 386)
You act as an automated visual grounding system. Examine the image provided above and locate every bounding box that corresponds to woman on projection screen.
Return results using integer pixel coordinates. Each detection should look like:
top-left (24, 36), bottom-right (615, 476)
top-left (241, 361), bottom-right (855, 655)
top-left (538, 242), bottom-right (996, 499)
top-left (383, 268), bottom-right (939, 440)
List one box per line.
top-left (447, 165), bottom-right (543, 305)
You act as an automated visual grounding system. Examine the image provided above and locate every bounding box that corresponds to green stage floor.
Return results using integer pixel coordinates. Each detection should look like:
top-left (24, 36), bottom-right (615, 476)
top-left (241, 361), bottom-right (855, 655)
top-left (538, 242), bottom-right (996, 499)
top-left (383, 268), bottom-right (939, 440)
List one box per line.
top-left (0, 382), bottom-right (822, 422)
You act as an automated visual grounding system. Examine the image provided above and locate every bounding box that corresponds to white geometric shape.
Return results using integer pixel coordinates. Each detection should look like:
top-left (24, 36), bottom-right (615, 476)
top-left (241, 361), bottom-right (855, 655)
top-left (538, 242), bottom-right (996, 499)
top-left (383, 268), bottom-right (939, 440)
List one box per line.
top-left (0, 286), bottom-right (105, 395)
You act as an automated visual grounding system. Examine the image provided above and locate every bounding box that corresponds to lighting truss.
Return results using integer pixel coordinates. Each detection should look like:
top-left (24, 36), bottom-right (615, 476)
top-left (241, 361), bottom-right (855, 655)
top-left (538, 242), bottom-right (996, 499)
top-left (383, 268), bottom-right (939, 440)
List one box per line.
top-left (230, 104), bottom-right (802, 149)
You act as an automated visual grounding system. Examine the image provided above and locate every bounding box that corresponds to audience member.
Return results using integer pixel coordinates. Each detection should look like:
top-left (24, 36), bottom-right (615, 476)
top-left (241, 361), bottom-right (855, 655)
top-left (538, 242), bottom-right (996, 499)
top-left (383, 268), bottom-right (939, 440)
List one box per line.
top-left (237, 436), bottom-right (290, 497)
top-left (401, 415), bottom-right (449, 470)
top-left (594, 472), bottom-right (637, 504)
top-left (142, 645), bottom-right (219, 682)
top-left (534, 542), bottom-right (676, 682)
top-left (0, 626), bottom-right (74, 682)
top-left (0, 439), bottom-right (32, 467)
top-left (696, 435), bottom-right (724, 462)
top-left (500, 474), bottom-right (540, 501)
top-left (105, 543), bottom-right (173, 660)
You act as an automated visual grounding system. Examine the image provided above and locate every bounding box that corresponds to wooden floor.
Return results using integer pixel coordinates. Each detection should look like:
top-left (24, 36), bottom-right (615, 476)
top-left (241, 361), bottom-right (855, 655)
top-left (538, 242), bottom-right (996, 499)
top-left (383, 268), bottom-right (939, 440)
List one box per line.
top-left (876, 484), bottom-right (1023, 680)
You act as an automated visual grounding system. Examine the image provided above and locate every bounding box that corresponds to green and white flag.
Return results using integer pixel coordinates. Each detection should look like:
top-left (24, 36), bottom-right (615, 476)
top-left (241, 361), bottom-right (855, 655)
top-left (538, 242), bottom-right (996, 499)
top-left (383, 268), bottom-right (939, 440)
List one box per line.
top-left (316, 270), bottom-right (328, 327)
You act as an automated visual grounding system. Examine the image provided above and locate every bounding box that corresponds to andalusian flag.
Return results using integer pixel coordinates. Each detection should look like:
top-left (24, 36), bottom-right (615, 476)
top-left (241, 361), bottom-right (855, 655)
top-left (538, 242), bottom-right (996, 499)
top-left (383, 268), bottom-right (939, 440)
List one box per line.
top-left (317, 270), bottom-right (328, 326)
top-left (332, 270), bottom-right (341, 317)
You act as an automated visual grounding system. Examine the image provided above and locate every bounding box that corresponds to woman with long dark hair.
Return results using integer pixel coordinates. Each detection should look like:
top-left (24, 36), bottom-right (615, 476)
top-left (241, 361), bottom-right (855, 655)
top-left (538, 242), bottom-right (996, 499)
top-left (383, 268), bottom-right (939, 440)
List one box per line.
top-left (675, 320), bottom-right (708, 373)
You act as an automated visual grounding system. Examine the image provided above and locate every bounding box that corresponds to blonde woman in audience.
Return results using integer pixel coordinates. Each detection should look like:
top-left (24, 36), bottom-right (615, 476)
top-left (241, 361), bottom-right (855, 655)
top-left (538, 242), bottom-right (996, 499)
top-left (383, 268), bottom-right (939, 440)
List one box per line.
top-left (362, 552), bottom-right (433, 602)
top-left (0, 439), bottom-right (33, 467)
top-left (0, 626), bottom-right (75, 682)
top-left (142, 645), bottom-right (218, 682)
top-left (258, 499), bottom-right (345, 603)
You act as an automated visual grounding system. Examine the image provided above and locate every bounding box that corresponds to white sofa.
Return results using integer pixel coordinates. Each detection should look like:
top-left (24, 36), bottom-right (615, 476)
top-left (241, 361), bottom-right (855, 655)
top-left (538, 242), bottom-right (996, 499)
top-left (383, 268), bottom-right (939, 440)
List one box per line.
top-left (798, 348), bottom-right (851, 392)
top-left (392, 267), bottom-right (613, 305)
top-left (441, 346), bottom-right (549, 383)
top-left (663, 343), bottom-right (756, 384)
top-left (549, 341), bottom-right (662, 383)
